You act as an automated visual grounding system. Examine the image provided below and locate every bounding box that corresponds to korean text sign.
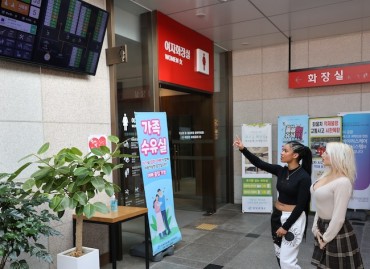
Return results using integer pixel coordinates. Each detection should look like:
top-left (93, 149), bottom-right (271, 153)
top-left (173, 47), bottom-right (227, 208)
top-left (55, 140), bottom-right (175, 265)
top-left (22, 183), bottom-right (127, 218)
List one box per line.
top-left (241, 123), bottom-right (273, 213)
top-left (157, 11), bottom-right (214, 93)
top-left (135, 112), bottom-right (182, 255)
top-left (289, 63), bottom-right (370, 88)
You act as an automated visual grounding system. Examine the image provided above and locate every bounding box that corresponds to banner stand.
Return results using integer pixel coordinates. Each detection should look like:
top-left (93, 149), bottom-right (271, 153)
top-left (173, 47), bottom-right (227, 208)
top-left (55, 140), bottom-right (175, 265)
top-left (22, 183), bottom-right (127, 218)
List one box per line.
top-left (134, 112), bottom-right (182, 257)
top-left (241, 124), bottom-right (273, 213)
top-left (130, 243), bottom-right (175, 262)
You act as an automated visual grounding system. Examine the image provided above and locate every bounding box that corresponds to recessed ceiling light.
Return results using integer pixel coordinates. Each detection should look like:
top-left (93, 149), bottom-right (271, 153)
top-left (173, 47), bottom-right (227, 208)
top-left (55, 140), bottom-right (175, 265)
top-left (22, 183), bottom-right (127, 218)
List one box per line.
top-left (196, 9), bottom-right (206, 17)
top-left (242, 42), bottom-right (249, 46)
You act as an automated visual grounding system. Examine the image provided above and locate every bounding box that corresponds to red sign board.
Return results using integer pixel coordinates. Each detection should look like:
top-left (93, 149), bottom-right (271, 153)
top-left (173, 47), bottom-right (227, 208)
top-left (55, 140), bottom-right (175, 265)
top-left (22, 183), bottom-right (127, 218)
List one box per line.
top-left (157, 12), bottom-right (214, 93)
top-left (289, 63), bottom-right (370, 88)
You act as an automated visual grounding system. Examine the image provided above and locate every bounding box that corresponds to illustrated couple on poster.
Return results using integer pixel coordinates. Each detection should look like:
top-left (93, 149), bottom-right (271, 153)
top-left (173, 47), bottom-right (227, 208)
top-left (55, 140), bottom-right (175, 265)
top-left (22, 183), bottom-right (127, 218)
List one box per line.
top-left (153, 188), bottom-right (171, 239)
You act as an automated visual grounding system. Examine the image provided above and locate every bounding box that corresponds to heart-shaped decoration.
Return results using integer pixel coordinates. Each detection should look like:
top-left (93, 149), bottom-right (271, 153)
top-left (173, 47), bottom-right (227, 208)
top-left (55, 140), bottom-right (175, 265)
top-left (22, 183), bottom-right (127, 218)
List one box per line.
top-left (88, 136), bottom-right (107, 149)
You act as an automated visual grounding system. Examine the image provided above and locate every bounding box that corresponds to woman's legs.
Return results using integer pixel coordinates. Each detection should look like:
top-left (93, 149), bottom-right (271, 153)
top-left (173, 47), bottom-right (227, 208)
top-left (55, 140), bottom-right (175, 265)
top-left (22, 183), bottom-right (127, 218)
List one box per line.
top-left (279, 212), bottom-right (306, 269)
top-left (271, 207), bottom-right (282, 267)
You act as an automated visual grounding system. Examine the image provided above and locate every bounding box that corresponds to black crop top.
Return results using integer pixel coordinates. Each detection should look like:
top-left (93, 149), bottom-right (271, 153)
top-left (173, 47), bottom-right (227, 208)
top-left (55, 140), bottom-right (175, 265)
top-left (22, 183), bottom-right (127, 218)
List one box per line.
top-left (240, 147), bottom-right (311, 231)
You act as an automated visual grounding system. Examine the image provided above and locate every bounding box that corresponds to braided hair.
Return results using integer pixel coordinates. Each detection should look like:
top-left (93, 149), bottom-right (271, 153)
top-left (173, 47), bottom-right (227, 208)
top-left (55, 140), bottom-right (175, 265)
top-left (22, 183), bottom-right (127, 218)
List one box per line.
top-left (286, 141), bottom-right (313, 176)
top-left (286, 140), bottom-right (312, 241)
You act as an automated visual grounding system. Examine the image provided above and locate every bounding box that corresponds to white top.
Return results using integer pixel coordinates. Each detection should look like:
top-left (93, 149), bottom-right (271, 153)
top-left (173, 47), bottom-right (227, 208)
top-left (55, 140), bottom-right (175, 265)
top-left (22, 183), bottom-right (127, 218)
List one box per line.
top-left (310, 176), bottom-right (353, 243)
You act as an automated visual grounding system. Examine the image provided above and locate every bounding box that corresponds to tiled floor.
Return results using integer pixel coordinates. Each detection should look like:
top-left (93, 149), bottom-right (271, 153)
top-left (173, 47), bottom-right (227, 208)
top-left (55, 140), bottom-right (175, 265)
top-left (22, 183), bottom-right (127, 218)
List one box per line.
top-left (102, 204), bottom-right (370, 269)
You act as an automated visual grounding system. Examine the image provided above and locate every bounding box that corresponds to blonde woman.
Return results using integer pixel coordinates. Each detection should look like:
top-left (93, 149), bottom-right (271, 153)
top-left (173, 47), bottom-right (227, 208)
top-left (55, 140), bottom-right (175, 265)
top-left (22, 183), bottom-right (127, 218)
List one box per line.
top-left (311, 142), bottom-right (364, 268)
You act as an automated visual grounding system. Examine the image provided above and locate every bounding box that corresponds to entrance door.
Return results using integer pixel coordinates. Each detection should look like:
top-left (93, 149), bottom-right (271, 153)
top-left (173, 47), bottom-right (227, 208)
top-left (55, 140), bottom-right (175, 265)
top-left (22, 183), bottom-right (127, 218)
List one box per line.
top-left (159, 88), bottom-right (215, 212)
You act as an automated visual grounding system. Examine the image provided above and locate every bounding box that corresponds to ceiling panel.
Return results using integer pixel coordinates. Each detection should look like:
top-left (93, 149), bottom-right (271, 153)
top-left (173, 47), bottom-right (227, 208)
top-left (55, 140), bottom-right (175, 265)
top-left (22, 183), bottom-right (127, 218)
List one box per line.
top-left (249, 0), bottom-right (351, 16)
top-left (117, 0), bottom-right (370, 51)
top-left (218, 32), bottom-right (289, 51)
top-left (168, 0), bottom-right (263, 30)
top-left (286, 19), bottom-right (365, 42)
top-left (269, 1), bottom-right (369, 32)
top-left (127, 0), bottom-right (230, 14)
top-left (198, 18), bottom-right (281, 41)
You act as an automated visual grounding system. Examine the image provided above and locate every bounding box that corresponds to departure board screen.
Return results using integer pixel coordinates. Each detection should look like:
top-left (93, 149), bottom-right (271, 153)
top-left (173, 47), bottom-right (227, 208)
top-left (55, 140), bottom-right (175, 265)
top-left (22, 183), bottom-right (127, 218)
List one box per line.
top-left (0, 0), bottom-right (108, 75)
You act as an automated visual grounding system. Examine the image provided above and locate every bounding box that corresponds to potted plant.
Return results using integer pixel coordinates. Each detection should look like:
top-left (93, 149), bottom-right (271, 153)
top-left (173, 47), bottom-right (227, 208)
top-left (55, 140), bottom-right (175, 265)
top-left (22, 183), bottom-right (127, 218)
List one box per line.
top-left (0, 176), bottom-right (60, 269)
top-left (20, 135), bottom-right (126, 269)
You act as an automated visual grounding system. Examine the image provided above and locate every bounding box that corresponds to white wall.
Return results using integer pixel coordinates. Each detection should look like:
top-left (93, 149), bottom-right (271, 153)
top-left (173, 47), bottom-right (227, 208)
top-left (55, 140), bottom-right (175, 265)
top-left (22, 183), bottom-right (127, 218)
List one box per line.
top-left (232, 31), bottom-right (370, 204)
top-left (0, 0), bottom-right (111, 268)
top-left (115, 6), bottom-right (141, 42)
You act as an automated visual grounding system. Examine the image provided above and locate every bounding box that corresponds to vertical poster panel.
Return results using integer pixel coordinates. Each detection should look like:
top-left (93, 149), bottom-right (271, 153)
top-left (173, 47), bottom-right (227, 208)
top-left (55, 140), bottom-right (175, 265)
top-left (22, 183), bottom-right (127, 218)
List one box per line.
top-left (341, 113), bottom-right (370, 210)
top-left (277, 115), bottom-right (309, 166)
top-left (135, 112), bottom-right (182, 256)
top-left (309, 117), bottom-right (342, 211)
top-left (241, 124), bottom-right (273, 213)
top-left (121, 113), bottom-right (144, 207)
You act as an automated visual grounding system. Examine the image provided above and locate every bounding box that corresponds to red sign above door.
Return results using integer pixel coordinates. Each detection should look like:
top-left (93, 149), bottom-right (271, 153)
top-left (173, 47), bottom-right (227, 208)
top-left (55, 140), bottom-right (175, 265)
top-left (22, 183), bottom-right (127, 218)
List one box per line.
top-left (157, 12), bottom-right (214, 93)
top-left (289, 62), bottom-right (370, 88)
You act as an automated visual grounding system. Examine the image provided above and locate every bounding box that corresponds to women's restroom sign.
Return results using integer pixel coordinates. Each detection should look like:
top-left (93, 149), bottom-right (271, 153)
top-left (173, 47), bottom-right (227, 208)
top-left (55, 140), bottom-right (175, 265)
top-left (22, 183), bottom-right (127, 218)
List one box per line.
top-left (195, 48), bottom-right (209, 75)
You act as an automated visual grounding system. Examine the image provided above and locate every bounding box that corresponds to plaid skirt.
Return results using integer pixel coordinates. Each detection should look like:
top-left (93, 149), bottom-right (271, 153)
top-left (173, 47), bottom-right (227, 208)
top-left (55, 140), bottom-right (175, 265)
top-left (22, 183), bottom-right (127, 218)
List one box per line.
top-left (311, 217), bottom-right (364, 269)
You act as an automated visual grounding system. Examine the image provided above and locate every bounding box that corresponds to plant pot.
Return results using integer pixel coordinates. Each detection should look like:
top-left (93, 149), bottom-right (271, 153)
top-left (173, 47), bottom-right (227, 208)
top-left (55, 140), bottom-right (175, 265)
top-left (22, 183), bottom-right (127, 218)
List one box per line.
top-left (57, 247), bottom-right (99, 269)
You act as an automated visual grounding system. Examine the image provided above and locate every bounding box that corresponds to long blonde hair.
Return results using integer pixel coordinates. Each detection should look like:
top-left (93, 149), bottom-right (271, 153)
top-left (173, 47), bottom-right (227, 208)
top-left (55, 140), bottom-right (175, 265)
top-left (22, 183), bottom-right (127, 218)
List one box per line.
top-left (321, 142), bottom-right (357, 184)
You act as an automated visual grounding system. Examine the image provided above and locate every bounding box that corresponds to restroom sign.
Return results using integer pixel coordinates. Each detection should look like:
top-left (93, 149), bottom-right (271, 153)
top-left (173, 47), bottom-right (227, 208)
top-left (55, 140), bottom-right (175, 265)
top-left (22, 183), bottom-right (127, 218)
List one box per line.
top-left (196, 49), bottom-right (209, 75)
top-left (289, 62), bottom-right (370, 88)
top-left (157, 11), bottom-right (214, 93)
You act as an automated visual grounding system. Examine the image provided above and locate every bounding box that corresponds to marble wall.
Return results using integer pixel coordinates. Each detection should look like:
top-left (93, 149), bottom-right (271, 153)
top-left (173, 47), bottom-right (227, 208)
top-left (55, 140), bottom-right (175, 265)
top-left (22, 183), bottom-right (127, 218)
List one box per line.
top-left (232, 31), bottom-right (370, 203)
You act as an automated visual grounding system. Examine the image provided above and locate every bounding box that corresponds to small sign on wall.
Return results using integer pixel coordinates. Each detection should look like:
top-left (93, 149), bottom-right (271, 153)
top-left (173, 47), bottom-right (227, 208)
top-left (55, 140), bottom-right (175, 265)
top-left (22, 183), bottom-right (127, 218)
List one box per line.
top-left (195, 48), bottom-right (209, 75)
top-left (88, 135), bottom-right (107, 151)
top-left (157, 11), bottom-right (214, 93)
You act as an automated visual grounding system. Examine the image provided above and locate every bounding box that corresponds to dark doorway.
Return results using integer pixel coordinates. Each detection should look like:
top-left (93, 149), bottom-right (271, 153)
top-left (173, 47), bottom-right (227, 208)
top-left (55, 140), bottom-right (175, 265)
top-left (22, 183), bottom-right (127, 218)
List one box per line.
top-left (160, 88), bottom-right (216, 213)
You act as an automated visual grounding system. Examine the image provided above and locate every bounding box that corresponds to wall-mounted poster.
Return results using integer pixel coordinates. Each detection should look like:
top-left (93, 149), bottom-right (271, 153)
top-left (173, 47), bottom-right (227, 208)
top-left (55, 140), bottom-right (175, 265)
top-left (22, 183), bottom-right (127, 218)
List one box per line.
top-left (241, 124), bottom-right (273, 213)
top-left (120, 112), bottom-right (144, 207)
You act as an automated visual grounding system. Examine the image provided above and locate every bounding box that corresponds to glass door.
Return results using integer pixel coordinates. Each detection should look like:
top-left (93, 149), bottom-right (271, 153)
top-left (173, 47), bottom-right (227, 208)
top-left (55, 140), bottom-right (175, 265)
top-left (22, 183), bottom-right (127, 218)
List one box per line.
top-left (160, 88), bottom-right (215, 212)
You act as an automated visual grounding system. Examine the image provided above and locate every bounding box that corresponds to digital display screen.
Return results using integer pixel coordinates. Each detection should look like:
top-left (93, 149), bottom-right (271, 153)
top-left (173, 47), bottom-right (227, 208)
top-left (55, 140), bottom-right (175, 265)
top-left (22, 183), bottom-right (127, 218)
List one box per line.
top-left (0, 0), bottom-right (108, 75)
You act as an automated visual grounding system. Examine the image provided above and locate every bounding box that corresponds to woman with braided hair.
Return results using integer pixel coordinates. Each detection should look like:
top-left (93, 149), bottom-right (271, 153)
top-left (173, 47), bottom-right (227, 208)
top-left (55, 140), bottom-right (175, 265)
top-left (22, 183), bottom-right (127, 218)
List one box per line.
top-left (233, 137), bottom-right (312, 269)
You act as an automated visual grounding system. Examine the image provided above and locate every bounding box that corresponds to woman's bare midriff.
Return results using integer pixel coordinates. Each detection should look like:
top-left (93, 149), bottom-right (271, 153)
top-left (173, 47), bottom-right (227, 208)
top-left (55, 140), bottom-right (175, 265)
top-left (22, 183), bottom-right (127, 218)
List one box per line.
top-left (275, 200), bottom-right (295, 212)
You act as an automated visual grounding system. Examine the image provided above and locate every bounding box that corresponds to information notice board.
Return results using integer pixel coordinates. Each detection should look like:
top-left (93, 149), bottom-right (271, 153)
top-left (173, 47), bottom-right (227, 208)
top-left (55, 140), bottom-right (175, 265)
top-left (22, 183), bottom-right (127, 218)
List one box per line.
top-left (241, 123), bottom-right (273, 213)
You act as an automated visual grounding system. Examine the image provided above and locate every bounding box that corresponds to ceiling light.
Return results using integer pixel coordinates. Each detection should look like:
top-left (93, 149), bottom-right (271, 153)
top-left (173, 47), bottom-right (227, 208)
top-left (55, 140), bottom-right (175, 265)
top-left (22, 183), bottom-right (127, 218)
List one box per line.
top-left (196, 9), bottom-right (206, 17)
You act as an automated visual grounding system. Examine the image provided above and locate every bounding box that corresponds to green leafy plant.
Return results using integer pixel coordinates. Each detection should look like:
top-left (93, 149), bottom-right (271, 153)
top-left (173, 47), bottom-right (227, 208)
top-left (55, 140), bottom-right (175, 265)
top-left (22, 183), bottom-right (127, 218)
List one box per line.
top-left (0, 177), bottom-right (60, 269)
top-left (20, 135), bottom-right (128, 257)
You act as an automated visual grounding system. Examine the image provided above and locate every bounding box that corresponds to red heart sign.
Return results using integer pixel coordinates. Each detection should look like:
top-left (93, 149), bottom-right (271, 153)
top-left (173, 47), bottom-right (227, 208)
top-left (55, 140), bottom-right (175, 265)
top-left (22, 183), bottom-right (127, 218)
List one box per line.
top-left (88, 136), bottom-right (107, 149)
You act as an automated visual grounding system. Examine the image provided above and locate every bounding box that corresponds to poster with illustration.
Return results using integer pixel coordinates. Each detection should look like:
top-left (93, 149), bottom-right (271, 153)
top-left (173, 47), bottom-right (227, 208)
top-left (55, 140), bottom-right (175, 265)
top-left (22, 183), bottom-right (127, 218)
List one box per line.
top-left (135, 112), bottom-right (182, 255)
top-left (277, 115), bottom-right (309, 166)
